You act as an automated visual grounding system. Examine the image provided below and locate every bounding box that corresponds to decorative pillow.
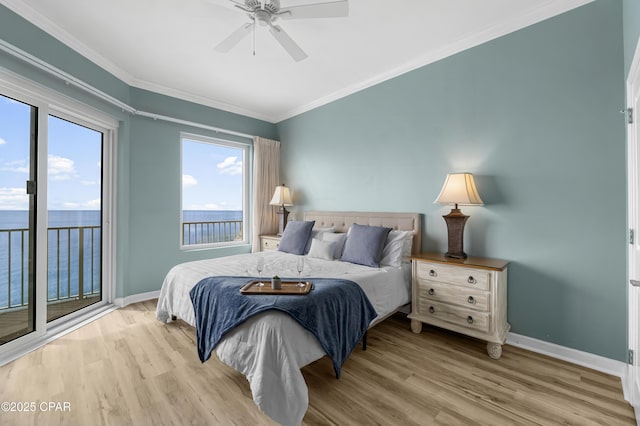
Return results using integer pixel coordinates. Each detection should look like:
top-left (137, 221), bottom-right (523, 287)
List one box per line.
top-left (307, 239), bottom-right (336, 260)
top-left (277, 220), bottom-right (315, 255)
top-left (304, 227), bottom-right (335, 254)
top-left (380, 230), bottom-right (414, 267)
top-left (341, 224), bottom-right (392, 268)
top-left (401, 234), bottom-right (414, 259)
top-left (322, 232), bottom-right (347, 259)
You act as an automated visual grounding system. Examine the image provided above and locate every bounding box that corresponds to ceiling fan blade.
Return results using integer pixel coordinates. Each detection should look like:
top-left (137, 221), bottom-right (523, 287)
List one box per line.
top-left (269, 25), bottom-right (308, 61)
top-left (279, 0), bottom-right (348, 20)
top-left (214, 22), bottom-right (254, 53)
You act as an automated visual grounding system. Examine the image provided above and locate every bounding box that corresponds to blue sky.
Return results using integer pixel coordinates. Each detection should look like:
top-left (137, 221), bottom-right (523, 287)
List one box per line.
top-left (0, 94), bottom-right (101, 210)
top-left (182, 138), bottom-right (243, 211)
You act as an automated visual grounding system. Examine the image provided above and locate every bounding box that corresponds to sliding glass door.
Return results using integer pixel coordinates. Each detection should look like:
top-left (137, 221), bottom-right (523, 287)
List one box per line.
top-left (46, 115), bottom-right (103, 322)
top-left (0, 95), bottom-right (37, 344)
top-left (0, 71), bottom-right (115, 353)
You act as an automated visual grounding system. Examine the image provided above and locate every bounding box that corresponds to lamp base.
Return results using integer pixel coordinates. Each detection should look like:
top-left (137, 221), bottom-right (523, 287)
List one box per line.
top-left (443, 208), bottom-right (469, 259)
top-left (276, 206), bottom-right (289, 236)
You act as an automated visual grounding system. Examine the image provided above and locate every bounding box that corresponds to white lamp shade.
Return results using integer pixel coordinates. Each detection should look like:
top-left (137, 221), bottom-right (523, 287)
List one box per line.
top-left (434, 173), bottom-right (484, 206)
top-left (269, 185), bottom-right (293, 206)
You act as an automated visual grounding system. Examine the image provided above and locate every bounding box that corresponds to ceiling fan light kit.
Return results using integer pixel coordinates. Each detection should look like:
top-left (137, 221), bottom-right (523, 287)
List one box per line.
top-left (215, 0), bottom-right (349, 61)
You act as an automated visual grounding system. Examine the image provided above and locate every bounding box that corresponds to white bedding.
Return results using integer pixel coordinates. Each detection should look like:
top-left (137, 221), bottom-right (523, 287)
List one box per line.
top-left (156, 250), bottom-right (411, 425)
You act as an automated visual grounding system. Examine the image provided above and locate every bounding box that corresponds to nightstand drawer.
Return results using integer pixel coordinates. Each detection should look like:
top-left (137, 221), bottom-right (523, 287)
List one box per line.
top-left (416, 262), bottom-right (490, 291)
top-left (418, 300), bottom-right (490, 334)
top-left (417, 281), bottom-right (490, 312)
top-left (260, 237), bottom-right (280, 251)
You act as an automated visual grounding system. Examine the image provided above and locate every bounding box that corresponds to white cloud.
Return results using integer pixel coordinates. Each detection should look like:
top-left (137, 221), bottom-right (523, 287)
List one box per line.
top-left (48, 155), bottom-right (76, 181)
top-left (85, 198), bottom-right (101, 208)
top-left (0, 159), bottom-right (29, 173)
top-left (0, 187), bottom-right (28, 210)
top-left (217, 156), bottom-right (242, 176)
top-left (61, 199), bottom-right (100, 209)
top-left (81, 180), bottom-right (98, 186)
top-left (0, 137), bottom-right (6, 145)
top-left (186, 203), bottom-right (224, 210)
top-left (182, 174), bottom-right (198, 187)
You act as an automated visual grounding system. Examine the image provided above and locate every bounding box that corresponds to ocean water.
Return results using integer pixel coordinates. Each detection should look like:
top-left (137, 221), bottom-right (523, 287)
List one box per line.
top-left (0, 210), bottom-right (242, 309)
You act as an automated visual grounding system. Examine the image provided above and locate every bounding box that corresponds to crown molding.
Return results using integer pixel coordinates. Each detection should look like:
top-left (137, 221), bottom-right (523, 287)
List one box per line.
top-left (274, 0), bottom-right (594, 122)
top-left (129, 78), bottom-right (275, 123)
top-left (0, 0), bottom-right (135, 85)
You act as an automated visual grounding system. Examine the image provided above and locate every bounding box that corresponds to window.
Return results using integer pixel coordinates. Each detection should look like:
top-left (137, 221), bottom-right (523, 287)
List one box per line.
top-left (181, 133), bottom-right (250, 248)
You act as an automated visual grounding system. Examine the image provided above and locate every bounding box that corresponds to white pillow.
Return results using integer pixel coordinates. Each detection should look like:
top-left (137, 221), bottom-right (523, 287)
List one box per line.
top-left (304, 227), bottom-right (335, 254)
top-left (380, 230), bottom-right (414, 267)
top-left (322, 232), bottom-right (347, 259)
top-left (307, 239), bottom-right (336, 260)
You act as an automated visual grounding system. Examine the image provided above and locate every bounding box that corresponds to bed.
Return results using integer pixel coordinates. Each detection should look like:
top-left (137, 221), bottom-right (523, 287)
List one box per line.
top-left (156, 211), bottom-right (421, 425)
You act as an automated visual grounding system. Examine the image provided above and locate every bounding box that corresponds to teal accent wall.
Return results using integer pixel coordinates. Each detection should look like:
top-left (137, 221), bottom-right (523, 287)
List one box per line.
top-left (278, 0), bottom-right (627, 360)
top-left (624, 0), bottom-right (640, 77)
top-left (0, 3), bottom-right (278, 300)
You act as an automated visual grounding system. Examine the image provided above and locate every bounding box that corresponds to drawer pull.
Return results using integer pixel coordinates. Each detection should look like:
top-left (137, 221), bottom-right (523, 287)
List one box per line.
top-left (467, 276), bottom-right (477, 284)
top-left (428, 288), bottom-right (435, 295)
top-left (429, 269), bottom-right (437, 277)
top-left (467, 296), bottom-right (475, 304)
top-left (428, 306), bottom-right (435, 314)
top-left (467, 316), bottom-right (474, 324)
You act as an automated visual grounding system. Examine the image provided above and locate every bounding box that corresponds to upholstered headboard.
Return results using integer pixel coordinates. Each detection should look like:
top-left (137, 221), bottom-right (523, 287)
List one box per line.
top-left (303, 211), bottom-right (422, 255)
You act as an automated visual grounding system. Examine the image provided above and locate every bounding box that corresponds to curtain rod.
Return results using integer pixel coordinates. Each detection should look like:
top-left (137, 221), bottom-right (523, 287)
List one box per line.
top-left (134, 111), bottom-right (253, 139)
top-left (0, 39), bottom-right (255, 140)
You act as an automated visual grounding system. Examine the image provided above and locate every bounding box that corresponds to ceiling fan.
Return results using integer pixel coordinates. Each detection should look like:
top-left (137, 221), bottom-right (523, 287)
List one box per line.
top-left (214, 0), bottom-right (349, 62)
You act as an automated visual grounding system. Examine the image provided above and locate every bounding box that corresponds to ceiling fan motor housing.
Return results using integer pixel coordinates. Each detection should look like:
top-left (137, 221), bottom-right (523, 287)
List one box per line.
top-left (245, 0), bottom-right (281, 14)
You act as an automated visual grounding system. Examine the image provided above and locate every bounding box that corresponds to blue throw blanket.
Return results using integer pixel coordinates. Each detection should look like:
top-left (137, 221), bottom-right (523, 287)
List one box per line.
top-left (189, 276), bottom-right (377, 378)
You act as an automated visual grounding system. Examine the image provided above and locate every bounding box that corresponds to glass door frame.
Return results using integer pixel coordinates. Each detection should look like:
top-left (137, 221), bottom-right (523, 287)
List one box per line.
top-left (45, 108), bottom-right (115, 328)
top-left (0, 68), bottom-right (117, 361)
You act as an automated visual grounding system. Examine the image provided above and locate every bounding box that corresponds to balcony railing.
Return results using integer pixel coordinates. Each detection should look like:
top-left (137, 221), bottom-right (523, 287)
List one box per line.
top-left (0, 225), bottom-right (101, 311)
top-left (182, 220), bottom-right (243, 246)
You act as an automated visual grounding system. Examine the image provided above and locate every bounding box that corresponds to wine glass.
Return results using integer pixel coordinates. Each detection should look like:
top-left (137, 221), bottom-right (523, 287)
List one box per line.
top-left (256, 256), bottom-right (265, 287)
top-left (296, 256), bottom-right (305, 288)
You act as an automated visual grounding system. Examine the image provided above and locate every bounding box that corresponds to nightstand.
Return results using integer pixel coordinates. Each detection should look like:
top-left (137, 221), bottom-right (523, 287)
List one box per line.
top-left (259, 235), bottom-right (281, 252)
top-left (408, 252), bottom-right (510, 359)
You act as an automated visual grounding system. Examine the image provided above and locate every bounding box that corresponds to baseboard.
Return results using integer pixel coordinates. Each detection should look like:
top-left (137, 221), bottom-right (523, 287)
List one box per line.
top-left (114, 290), bottom-right (160, 308)
top-left (506, 332), bottom-right (628, 379)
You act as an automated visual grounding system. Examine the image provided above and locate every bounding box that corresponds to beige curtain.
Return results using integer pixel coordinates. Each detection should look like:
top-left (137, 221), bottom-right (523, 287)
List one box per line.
top-left (252, 136), bottom-right (281, 252)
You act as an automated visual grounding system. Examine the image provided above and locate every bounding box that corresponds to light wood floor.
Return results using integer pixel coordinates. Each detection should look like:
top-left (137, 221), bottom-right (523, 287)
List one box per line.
top-left (0, 300), bottom-right (635, 425)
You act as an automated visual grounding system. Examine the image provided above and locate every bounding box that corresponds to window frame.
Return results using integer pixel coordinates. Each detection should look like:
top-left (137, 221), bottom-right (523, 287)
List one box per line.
top-left (179, 132), bottom-right (252, 251)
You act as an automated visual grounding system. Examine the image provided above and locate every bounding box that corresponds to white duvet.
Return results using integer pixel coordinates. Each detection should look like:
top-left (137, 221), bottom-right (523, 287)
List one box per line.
top-left (156, 250), bottom-right (410, 425)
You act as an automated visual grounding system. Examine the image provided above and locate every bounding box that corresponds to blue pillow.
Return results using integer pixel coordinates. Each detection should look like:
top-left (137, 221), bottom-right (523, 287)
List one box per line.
top-left (341, 224), bottom-right (392, 268)
top-left (277, 220), bottom-right (315, 255)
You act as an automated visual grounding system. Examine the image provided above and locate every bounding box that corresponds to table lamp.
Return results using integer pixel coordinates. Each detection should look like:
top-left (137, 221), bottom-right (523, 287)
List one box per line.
top-left (269, 184), bottom-right (293, 235)
top-left (434, 173), bottom-right (484, 259)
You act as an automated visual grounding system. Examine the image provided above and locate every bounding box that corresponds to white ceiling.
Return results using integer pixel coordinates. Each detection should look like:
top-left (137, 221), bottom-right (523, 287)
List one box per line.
top-left (2, 0), bottom-right (591, 123)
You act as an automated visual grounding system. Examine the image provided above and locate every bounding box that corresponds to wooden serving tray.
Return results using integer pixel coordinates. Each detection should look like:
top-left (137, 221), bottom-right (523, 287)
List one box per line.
top-left (240, 280), bottom-right (313, 295)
